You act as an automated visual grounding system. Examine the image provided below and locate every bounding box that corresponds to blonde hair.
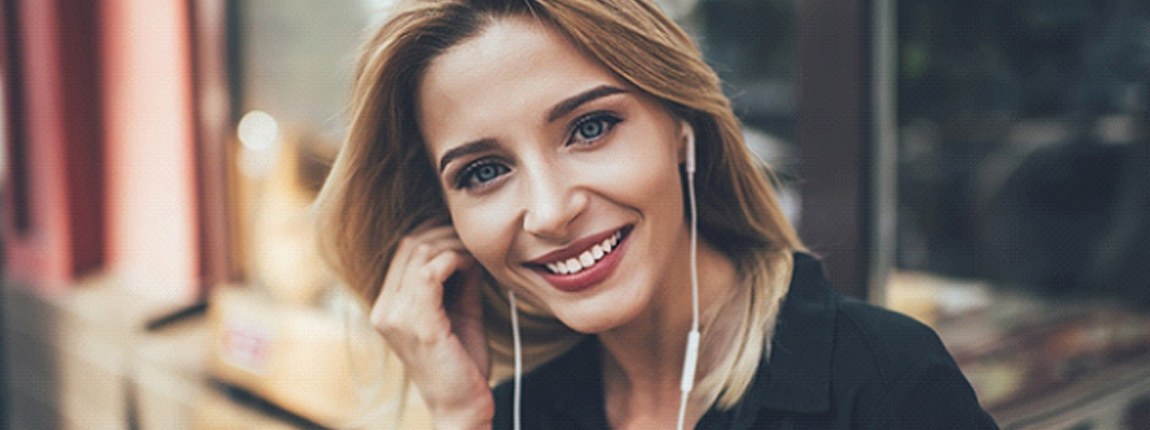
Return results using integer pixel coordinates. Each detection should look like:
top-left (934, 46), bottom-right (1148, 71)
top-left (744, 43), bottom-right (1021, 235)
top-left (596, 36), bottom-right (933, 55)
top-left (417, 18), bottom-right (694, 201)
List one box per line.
top-left (315, 0), bottom-right (803, 414)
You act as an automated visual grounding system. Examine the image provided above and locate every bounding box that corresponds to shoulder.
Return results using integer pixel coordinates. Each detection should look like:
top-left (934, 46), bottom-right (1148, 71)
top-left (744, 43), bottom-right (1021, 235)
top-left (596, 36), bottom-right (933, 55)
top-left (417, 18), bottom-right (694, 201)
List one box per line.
top-left (782, 253), bottom-right (966, 386)
top-left (834, 295), bottom-right (953, 380)
top-left (778, 253), bottom-right (996, 428)
top-left (780, 253), bottom-right (954, 375)
top-left (829, 291), bottom-right (998, 428)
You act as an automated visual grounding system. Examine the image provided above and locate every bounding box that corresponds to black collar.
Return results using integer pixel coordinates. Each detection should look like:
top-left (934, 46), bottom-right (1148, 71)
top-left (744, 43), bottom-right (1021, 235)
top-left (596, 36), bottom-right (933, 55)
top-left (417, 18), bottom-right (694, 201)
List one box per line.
top-left (728, 253), bottom-right (837, 428)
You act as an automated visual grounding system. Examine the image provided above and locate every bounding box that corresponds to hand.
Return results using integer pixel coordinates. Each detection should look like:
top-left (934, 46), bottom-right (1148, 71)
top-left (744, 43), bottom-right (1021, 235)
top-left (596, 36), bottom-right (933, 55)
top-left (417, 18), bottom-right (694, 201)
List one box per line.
top-left (370, 223), bottom-right (493, 429)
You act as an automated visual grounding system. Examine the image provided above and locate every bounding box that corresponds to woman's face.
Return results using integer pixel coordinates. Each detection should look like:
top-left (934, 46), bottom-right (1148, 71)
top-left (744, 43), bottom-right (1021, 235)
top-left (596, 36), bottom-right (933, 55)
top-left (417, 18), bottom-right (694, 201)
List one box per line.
top-left (417, 16), bottom-right (690, 333)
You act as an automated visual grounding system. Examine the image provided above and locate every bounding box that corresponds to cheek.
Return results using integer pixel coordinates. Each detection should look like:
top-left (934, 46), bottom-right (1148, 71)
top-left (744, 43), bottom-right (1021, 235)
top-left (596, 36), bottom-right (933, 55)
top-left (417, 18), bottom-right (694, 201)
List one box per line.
top-left (590, 149), bottom-right (684, 213)
top-left (450, 203), bottom-right (516, 270)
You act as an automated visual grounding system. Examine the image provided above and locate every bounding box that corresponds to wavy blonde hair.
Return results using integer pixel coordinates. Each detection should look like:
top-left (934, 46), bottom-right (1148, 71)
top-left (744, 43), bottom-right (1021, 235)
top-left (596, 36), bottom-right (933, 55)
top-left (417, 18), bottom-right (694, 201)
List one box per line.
top-left (315, 0), bottom-right (803, 414)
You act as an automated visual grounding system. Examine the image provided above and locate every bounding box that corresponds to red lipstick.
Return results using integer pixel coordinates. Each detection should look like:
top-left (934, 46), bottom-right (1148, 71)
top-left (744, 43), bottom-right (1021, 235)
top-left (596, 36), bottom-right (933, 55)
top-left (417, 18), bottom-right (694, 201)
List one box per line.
top-left (527, 227), bottom-right (631, 293)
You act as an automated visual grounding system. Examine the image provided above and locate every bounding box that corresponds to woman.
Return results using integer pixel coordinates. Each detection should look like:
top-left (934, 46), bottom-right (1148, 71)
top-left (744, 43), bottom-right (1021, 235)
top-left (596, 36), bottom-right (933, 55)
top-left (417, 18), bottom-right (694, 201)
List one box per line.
top-left (315, 0), bottom-right (998, 428)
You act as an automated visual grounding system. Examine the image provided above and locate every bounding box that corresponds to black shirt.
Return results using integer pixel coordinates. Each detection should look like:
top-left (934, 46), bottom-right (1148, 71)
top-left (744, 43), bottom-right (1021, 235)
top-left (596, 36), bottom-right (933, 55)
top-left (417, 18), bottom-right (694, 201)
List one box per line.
top-left (493, 253), bottom-right (999, 429)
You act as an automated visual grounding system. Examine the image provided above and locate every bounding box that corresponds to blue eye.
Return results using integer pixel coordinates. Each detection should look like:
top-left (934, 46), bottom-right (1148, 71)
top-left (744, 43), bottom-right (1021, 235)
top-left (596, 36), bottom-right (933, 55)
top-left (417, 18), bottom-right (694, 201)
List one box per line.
top-left (455, 159), bottom-right (509, 189)
top-left (569, 113), bottom-right (622, 146)
top-left (578, 121), bottom-right (605, 139)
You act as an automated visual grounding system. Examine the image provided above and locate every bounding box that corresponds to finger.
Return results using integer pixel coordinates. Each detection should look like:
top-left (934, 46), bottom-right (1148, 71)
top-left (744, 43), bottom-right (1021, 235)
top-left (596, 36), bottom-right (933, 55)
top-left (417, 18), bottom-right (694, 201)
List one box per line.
top-left (413, 250), bottom-right (477, 306)
top-left (383, 227), bottom-right (465, 299)
top-left (390, 224), bottom-right (460, 274)
top-left (374, 250), bottom-right (472, 343)
top-left (394, 235), bottom-right (470, 299)
top-left (373, 226), bottom-right (469, 331)
top-left (407, 234), bottom-right (469, 264)
top-left (373, 231), bottom-right (459, 322)
top-left (398, 225), bottom-right (462, 267)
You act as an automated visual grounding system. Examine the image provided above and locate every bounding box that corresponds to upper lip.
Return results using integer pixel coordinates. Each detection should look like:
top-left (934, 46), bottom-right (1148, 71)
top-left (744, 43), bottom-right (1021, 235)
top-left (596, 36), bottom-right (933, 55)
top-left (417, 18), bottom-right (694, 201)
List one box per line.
top-left (525, 227), bottom-right (626, 266)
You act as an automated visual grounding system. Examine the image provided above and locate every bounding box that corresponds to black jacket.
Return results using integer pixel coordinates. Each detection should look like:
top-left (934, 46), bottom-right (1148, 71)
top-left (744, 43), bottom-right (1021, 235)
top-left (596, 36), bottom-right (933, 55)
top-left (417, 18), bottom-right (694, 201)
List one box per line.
top-left (493, 253), bottom-right (999, 429)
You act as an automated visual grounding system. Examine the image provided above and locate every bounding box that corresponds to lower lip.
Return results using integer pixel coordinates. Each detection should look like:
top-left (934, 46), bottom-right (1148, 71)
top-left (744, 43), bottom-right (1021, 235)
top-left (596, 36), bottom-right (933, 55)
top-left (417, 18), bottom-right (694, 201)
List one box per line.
top-left (535, 231), bottom-right (629, 293)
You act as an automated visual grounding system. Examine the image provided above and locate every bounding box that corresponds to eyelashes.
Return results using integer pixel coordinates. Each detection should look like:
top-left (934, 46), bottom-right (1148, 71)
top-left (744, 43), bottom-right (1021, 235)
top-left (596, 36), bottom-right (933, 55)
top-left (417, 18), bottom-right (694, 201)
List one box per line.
top-left (450, 111), bottom-right (624, 191)
top-left (454, 158), bottom-right (509, 190)
top-left (568, 112), bottom-right (622, 146)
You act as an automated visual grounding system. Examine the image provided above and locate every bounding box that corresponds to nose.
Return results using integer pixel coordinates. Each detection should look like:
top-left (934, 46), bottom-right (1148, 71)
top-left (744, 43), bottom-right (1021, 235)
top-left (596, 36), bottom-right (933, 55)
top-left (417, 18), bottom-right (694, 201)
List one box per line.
top-left (521, 163), bottom-right (587, 240)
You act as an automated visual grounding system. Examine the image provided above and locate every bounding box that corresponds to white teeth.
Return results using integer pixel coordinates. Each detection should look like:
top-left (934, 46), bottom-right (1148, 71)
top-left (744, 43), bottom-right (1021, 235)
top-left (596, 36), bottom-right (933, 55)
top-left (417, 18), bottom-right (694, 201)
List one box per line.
top-left (565, 258), bottom-right (582, 273)
top-left (542, 229), bottom-right (627, 275)
top-left (579, 251), bottom-right (595, 267)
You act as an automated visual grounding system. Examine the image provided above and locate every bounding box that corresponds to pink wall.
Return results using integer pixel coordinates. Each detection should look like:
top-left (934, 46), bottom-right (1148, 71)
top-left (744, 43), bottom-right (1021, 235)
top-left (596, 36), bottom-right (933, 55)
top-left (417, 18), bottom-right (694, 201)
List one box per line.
top-left (3, 0), bottom-right (75, 291)
top-left (100, 0), bottom-right (199, 301)
top-left (3, 0), bottom-right (200, 301)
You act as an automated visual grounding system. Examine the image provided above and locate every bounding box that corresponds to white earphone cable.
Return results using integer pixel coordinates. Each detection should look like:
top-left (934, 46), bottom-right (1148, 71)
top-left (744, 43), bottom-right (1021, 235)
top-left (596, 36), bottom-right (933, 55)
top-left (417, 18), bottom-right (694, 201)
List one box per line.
top-left (509, 290), bottom-right (523, 430)
top-left (676, 127), bottom-right (700, 430)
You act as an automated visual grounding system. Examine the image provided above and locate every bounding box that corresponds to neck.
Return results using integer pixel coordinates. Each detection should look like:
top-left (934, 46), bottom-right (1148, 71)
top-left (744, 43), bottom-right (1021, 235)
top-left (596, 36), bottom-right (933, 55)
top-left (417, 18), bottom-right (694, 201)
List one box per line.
top-left (597, 240), bottom-right (742, 428)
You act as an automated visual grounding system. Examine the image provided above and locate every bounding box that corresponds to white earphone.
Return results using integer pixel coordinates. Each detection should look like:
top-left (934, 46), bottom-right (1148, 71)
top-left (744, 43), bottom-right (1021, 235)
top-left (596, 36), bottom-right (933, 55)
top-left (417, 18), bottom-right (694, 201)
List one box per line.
top-left (684, 122), bottom-right (697, 174)
top-left (676, 122), bottom-right (700, 430)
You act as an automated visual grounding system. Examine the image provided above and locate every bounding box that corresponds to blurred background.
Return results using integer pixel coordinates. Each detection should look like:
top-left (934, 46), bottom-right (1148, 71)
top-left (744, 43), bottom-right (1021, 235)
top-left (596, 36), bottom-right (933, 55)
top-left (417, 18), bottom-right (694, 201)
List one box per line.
top-left (2, 0), bottom-right (1149, 428)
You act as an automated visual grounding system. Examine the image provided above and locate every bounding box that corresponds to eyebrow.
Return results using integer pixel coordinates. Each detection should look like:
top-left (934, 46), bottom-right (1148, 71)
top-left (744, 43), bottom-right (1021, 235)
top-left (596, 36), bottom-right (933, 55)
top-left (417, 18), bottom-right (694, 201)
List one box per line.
top-left (546, 85), bottom-right (627, 123)
top-left (436, 85), bottom-right (628, 174)
top-left (438, 138), bottom-right (498, 174)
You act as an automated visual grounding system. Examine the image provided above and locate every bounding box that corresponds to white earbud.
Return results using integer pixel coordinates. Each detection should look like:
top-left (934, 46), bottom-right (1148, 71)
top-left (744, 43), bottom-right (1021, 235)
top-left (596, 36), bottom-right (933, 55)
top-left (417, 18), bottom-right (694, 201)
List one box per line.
top-left (683, 123), bottom-right (696, 174)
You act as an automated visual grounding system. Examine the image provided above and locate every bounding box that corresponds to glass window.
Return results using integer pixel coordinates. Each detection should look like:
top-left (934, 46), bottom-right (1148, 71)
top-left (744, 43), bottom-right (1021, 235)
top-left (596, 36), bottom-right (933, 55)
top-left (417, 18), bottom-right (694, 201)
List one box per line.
top-left (893, 0), bottom-right (1150, 423)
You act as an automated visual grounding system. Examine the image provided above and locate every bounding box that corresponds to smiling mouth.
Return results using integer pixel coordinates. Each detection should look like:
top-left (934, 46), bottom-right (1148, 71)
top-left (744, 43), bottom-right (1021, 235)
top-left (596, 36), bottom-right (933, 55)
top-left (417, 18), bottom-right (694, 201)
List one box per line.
top-left (539, 227), bottom-right (631, 275)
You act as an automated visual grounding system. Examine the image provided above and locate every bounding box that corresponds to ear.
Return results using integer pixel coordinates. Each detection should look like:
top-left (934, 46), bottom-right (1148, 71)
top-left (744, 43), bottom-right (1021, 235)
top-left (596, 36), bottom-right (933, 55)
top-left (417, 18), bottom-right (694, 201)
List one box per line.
top-left (680, 121), bottom-right (696, 174)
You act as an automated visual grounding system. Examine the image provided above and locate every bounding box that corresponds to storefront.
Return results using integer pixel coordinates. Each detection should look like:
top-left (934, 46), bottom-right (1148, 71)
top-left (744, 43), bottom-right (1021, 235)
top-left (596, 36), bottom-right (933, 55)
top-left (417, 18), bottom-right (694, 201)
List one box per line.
top-left (3, 0), bottom-right (1149, 427)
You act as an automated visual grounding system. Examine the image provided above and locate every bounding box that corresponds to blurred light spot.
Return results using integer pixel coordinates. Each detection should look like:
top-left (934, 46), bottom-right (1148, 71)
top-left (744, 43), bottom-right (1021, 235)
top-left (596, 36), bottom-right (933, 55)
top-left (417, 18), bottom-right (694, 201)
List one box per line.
top-left (238, 110), bottom-right (279, 151)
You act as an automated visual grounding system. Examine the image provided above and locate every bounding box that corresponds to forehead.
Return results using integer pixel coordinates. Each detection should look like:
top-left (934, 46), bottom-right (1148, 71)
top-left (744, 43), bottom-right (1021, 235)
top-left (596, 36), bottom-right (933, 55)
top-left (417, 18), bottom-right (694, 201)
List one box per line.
top-left (416, 16), bottom-right (625, 150)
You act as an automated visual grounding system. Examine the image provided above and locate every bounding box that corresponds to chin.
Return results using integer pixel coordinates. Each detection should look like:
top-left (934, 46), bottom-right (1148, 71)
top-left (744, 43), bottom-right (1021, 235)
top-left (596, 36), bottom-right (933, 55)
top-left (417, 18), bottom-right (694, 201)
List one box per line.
top-left (548, 287), bottom-right (650, 334)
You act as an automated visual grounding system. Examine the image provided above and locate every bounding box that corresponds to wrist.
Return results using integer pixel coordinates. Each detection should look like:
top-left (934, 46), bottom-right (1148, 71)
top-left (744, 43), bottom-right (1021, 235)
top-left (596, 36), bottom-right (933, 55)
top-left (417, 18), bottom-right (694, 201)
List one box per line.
top-left (433, 416), bottom-right (492, 430)
top-left (429, 391), bottom-right (494, 430)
